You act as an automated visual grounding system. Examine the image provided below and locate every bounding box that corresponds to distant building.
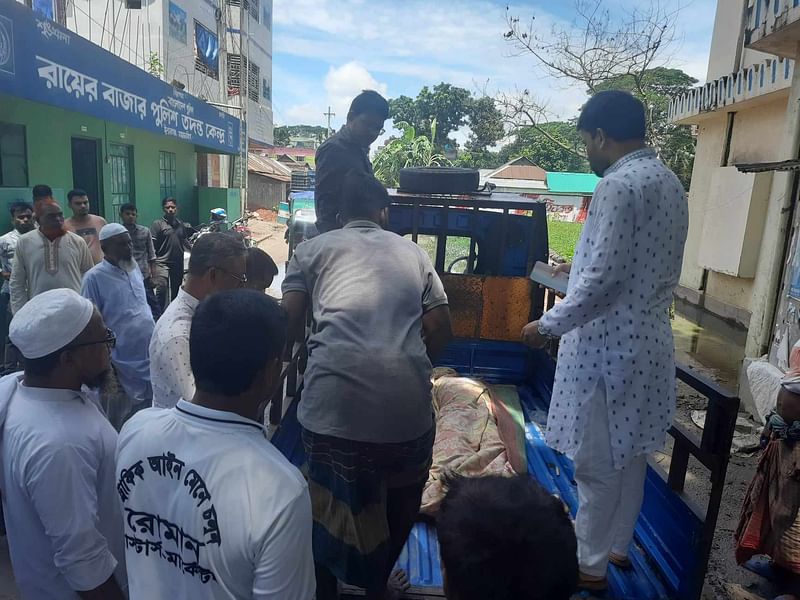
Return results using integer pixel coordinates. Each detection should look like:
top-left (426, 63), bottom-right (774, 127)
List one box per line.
top-left (248, 154), bottom-right (291, 211)
top-left (479, 157), bottom-right (600, 223)
top-left (263, 147), bottom-right (316, 168)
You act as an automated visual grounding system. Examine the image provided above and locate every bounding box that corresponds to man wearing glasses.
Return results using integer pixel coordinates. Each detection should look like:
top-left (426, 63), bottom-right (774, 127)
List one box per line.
top-left (314, 90), bottom-right (389, 234)
top-left (81, 224), bottom-right (156, 429)
top-left (0, 288), bottom-right (126, 599)
top-left (149, 233), bottom-right (247, 409)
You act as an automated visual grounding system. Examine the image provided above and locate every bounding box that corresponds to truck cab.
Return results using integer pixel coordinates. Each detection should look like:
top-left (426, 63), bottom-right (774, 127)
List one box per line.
top-left (271, 187), bottom-right (740, 600)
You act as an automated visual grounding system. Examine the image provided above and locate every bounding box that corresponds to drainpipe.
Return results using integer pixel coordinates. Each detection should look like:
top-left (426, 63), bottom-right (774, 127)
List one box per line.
top-left (747, 41), bottom-right (800, 358)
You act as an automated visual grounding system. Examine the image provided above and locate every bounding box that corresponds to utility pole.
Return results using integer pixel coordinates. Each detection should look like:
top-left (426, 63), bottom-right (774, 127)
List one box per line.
top-left (324, 106), bottom-right (335, 138)
top-left (239, 0), bottom-right (248, 217)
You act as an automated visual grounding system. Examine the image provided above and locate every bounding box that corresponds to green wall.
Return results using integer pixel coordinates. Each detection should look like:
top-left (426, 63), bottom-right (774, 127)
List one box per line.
top-left (198, 188), bottom-right (241, 227)
top-left (0, 94), bottom-right (203, 230)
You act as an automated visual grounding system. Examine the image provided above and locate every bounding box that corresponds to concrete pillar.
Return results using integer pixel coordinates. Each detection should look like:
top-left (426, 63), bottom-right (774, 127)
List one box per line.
top-left (745, 40), bottom-right (800, 358)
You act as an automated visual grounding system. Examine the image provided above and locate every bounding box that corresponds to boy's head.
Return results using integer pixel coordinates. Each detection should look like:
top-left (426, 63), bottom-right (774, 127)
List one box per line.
top-left (340, 170), bottom-right (390, 227)
top-left (438, 475), bottom-right (577, 600)
top-left (245, 247), bottom-right (279, 292)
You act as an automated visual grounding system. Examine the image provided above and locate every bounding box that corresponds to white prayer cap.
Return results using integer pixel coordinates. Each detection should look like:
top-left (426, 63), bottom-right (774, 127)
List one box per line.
top-left (10, 289), bottom-right (94, 359)
top-left (99, 223), bottom-right (128, 241)
top-left (781, 371), bottom-right (800, 394)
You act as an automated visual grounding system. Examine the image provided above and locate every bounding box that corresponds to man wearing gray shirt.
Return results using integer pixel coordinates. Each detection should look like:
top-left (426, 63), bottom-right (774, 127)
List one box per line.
top-left (282, 171), bottom-right (452, 600)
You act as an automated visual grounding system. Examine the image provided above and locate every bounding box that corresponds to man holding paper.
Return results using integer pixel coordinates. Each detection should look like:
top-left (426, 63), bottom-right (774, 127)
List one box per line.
top-left (521, 90), bottom-right (688, 591)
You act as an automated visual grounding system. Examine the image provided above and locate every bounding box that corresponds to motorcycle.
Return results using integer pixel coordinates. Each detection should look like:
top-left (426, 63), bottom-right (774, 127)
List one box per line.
top-left (184, 209), bottom-right (257, 272)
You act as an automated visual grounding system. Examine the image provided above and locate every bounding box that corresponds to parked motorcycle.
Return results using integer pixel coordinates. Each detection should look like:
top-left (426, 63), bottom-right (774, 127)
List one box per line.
top-left (184, 209), bottom-right (257, 272)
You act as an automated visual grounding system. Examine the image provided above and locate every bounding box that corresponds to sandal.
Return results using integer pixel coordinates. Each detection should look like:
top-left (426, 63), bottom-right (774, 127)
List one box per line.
top-left (578, 572), bottom-right (608, 592)
top-left (609, 552), bottom-right (633, 569)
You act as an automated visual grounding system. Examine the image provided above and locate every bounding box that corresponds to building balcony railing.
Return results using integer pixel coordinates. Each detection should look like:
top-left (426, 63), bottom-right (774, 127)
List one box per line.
top-left (669, 57), bottom-right (793, 124)
top-left (746, 0), bottom-right (800, 58)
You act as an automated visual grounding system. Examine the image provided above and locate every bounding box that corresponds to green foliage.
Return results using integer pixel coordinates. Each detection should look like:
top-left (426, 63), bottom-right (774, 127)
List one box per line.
top-left (547, 219), bottom-right (583, 261)
top-left (389, 83), bottom-right (504, 152)
top-left (147, 52), bottom-right (164, 78)
top-left (593, 68), bottom-right (698, 189)
top-left (500, 121), bottom-right (589, 172)
top-left (273, 125), bottom-right (329, 147)
top-left (372, 121), bottom-right (450, 187)
top-left (454, 150), bottom-right (504, 170)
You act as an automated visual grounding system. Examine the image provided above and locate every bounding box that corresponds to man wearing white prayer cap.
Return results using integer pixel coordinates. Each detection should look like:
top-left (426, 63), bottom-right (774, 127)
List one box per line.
top-left (0, 288), bottom-right (127, 599)
top-left (82, 223), bottom-right (155, 428)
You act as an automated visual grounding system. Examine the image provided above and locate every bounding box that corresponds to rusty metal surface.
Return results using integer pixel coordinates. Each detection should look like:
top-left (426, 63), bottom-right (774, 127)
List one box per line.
top-left (441, 274), bottom-right (532, 341)
top-left (441, 275), bottom-right (483, 338)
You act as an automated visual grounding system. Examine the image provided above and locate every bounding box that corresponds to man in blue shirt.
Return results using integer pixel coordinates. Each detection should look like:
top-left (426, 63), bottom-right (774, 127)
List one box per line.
top-left (82, 223), bottom-right (155, 427)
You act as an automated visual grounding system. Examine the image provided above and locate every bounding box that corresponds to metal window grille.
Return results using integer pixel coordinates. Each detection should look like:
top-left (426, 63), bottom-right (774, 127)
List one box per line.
top-left (159, 151), bottom-right (177, 200)
top-left (0, 123), bottom-right (28, 187)
top-left (109, 144), bottom-right (134, 212)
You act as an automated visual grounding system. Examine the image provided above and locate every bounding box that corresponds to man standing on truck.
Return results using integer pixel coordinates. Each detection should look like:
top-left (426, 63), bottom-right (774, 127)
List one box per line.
top-left (282, 171), bottom-right (452, 600)
top-left (521, 90), bottom-right (688, 591)
top-left (314, 90), bottom-right (389, 233)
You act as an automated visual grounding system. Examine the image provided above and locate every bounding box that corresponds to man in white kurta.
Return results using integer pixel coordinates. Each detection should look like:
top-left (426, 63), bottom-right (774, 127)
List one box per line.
top-left (10, 201), bottom-right (93, 314)
top-left (0, 289), bottom-right (126, 599)
top-left (522, 91), bottom-right (688, 588)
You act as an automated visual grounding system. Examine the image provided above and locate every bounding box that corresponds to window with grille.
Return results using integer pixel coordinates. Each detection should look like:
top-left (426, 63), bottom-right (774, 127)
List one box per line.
top-left (227, 54), bottom-right (259, 101)
top-left (226, 0), bottom-right (259, 21)
top-left (0, 123), bottom-right (28, 187)
top-left (109, 144), bottom-right (134, 212)
top-left (159, 151), bottom-right (177, 200)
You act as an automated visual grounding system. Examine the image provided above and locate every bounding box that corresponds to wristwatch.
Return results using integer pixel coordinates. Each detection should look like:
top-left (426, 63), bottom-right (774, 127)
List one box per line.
top-left (538, 322), bottom-right (556, 340)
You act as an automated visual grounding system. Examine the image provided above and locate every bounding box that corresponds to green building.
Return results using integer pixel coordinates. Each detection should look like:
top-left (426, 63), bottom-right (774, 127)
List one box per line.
top-left (0, 1), bottom-right (241, 231)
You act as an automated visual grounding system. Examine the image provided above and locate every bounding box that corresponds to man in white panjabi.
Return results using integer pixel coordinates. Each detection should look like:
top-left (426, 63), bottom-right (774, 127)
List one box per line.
top-left (522, 90), bottom-right (688, 590)
top-left (0, 288), bottom-right (126, 599)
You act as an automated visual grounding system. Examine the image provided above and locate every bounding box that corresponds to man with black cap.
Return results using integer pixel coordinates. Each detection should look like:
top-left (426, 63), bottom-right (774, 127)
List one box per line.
top-left (0, 288), bottom-right (126, 599)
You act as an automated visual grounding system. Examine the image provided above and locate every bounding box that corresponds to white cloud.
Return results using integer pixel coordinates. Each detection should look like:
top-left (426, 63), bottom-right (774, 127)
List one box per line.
top-left (324, 62), bottom-right (389, 120)
top-left (273, 0), bottom-right (718, 130)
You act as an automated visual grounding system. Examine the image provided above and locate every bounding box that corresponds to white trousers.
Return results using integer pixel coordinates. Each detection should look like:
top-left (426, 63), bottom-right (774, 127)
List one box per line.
top-left (573, 385), bottom-right (648, 577)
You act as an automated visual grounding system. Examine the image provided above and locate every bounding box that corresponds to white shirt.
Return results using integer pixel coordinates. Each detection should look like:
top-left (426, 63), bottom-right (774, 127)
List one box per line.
top-left (539, 149), bottom-right (689, 469)
top-left (150, 288), bottom-right (198, 408)
top-left (116, 400), bottom-right (315, 600)
top-left (0, 374), bottom-right (127, 598)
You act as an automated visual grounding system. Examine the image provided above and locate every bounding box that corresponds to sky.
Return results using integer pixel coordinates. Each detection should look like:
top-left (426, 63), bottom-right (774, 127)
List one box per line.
top-left (271, 0), bottom-right (717, 147)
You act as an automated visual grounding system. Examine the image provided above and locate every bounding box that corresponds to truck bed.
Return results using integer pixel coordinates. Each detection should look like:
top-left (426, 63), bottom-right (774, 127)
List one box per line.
top-left (271, 340), bottom-right (691, 599)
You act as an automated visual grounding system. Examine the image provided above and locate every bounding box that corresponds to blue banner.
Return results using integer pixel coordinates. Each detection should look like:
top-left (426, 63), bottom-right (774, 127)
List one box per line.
top-left (0, 1), bottom-right (240, 154)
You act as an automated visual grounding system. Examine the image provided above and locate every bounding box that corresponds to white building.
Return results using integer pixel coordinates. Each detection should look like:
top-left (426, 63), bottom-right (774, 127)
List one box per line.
top-left (24, 0), bottom-right (273, 147)
top-left (669, 0), bottom-right (800, 407)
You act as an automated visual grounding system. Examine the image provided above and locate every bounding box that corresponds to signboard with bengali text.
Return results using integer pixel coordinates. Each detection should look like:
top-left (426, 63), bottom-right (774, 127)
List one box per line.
top-left (0, 1), bottom-right (240, 154)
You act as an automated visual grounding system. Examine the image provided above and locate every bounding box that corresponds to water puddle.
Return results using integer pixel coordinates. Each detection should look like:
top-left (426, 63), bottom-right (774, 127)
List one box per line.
top-left (672, 298), bottom-right (747, 392)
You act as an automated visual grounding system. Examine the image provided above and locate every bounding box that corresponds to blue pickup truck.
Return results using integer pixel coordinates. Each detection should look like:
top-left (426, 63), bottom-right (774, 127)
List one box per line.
top-left (271, 187), bottom-right (740, 600)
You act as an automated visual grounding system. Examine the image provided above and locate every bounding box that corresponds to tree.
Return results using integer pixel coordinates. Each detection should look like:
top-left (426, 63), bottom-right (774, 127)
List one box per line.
top-left (501, 0), bottom-right (696, 187)
top-left (373, 121), bottom-right (450, 187)
top-left (594, 68), bottom-right (697, 187)
top-left (272, 125), bottom-right (329, 147)
top-left (499, 122), bottom-right (589, 173)
top-left (389, 84), bottom-right (504, 152)
top-left (465, 97), bottom-right (505, 153)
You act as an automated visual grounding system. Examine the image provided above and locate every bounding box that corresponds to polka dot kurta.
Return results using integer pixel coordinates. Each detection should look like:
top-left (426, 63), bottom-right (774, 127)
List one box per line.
top-left (539, 149), bottom-right (688, 469)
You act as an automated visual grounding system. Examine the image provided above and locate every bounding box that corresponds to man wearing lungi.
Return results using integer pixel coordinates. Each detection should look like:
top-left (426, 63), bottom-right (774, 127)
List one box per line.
top-left (522, 90), bottom-right (688, 591)
top-left (282, 170), bottom-right (453, 600)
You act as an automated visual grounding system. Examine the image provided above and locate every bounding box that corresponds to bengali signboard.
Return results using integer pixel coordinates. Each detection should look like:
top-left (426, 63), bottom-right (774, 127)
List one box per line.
top-left (0, 1), bottom-right (240, 155)
top-left (523, 193), bottom-right (591, 223)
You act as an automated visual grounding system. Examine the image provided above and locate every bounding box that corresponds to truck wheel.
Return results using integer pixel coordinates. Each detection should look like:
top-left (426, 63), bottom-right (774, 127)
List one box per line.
top-left (399, 167), bottom-right (480, 195)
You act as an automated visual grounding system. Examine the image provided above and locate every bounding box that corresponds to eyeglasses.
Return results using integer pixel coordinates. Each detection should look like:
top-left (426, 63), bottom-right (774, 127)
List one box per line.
top-left (215, 267), bottom-right (248, 285)
top-left (67, 328), bottom-right (117, 350)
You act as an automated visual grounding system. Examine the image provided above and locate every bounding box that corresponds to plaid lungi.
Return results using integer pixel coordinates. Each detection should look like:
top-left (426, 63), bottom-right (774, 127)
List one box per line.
top-left (302, 427), bottom-right (435, 590)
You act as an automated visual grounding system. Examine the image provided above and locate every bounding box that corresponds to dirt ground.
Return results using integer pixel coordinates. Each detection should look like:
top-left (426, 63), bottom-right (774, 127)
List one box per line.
top-left (667, 379), bottom-right (768, 600)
